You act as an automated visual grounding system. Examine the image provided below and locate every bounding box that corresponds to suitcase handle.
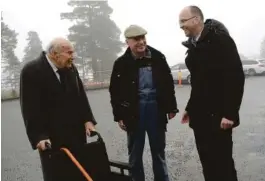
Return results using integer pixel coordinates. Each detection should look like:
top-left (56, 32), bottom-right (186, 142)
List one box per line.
top-left (89, 131), bottom-right (103, 143)
top-left (45, 142), bottom-right (52, 150)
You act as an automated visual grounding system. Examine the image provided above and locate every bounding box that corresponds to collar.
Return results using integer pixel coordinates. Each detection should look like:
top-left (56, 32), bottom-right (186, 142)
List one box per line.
top-left (182, 27), bottom-right (210, 49)
top-left (45, 54), bottom-right (58, 73)
top-left (195, 26), bottom-right (208, 42)
top-left (195, 30), bottom-right (203, 41)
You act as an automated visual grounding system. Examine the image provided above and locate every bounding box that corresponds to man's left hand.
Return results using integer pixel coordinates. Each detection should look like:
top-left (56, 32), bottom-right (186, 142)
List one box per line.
top-left (168, 113), bottom-right (176, 120)
top-left (220, 118), bottom-right (234, 130)
top-left (85, 121), bottom-right (96, 136)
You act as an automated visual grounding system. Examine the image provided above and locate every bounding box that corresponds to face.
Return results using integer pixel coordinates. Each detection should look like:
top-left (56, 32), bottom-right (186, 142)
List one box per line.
top-left (52, 43), bottom-right (75, 68)
top-left (179, 9), bottom-right (199, 37)
top-left (126, 35), bottom-right (147, 54)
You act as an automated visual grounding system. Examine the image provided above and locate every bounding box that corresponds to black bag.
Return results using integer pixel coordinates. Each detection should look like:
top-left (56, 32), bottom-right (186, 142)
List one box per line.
top-left (45, 132), bottom-right (112, 181)
top-left (78, 132), bottom-right (112, 181)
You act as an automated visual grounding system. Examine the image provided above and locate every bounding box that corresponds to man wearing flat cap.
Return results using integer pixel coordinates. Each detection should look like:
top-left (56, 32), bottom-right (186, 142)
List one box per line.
top-left (109, 25), bottom-right (179, 181)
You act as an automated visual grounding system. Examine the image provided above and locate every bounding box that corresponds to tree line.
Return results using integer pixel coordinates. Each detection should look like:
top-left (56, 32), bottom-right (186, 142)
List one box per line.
top-left (1, 0), bottom-right (265, 85)
top-left (1, 0), bottom-right (125, 85)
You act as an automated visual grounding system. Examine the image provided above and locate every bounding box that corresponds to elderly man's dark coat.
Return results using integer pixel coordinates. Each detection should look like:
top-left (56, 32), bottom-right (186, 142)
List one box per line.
top-left (20, 51), bottom-right (97, 181)
top-left (20, 52), bottom-right (97, 150)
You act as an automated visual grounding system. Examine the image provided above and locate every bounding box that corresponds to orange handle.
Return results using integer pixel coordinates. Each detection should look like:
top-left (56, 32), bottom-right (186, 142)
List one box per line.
top-left (60, 147), bottom-right (93, 181)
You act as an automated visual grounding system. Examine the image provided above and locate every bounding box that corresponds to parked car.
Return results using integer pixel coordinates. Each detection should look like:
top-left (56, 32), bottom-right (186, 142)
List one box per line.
top-left (258, 59), bottom-right (265, 64)
top-left (170, 63), bottom-right (191, 84)
top-left (242, 59), bottom-right (265, 76)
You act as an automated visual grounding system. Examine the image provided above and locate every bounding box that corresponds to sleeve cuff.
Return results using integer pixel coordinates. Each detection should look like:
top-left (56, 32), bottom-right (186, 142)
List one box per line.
top-left (84, 119), bottom-right (97, 125)
top-left (170, 108), bottom-right (179, 114)
top-left (223, 112), bottom-right (238, 122)
top-left (32, 134), bottom-right (49, 150)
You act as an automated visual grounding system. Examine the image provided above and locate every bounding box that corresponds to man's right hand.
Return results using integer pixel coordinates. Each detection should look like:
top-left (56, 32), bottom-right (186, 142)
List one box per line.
top-left (36, 139), bottom-right (51, 151)
top-left (181, 111), bottom-right (190, 124)
top-left (118, 120), bottom-right (126, 131)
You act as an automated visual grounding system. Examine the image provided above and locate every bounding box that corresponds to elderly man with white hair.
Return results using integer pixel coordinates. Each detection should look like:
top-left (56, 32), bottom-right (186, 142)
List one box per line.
top-left (20, 37), bottom-right (96, 181)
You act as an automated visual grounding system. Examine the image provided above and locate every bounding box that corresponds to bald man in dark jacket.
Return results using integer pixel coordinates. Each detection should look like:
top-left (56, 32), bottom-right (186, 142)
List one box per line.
top-left (179, 6), bottom-right (245, 181)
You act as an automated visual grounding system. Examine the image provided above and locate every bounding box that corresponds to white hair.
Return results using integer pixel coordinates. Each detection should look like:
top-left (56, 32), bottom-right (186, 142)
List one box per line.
top-left (46, 42), bottom-right (61, 55)
top-left (45, 37), bottom-right (70, 55)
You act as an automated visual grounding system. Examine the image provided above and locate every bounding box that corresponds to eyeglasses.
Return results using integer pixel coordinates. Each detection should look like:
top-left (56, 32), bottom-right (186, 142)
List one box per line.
top-left (179, 16), bottom-right (196, 25)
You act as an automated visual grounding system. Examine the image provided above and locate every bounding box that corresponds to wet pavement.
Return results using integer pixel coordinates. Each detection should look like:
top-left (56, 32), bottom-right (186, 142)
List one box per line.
top-left (1, 76), bottom-right (265, 181)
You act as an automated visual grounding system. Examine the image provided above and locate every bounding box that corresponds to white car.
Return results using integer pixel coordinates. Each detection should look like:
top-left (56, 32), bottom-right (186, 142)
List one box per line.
top-left (258, 59), bottom-right (265, 64)
top-left (170, 63), bottom-right (191, 84)
top-left (242, 59), bottom-right (265, 76)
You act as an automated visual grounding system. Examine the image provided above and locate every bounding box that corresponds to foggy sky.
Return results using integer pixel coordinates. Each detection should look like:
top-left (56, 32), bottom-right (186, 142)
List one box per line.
top-left (2, 0), bottom-right (265, 66)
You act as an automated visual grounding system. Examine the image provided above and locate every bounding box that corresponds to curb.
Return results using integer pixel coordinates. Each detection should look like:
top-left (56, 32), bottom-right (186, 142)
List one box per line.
top-left (1, 87), bottom-right (109, 102)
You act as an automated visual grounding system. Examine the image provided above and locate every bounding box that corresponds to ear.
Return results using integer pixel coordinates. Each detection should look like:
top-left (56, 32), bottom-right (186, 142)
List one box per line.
top-left (51, 51), bottom-right (60, 60)
top-left (194, 17), bottom-right (201, 25)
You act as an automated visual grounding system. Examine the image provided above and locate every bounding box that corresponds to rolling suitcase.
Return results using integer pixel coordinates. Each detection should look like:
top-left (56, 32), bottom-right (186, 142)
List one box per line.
top-left (44, 131), bottom-right (111, 181)
top-left (44, 131), bottom-right (131, 181)
top-left (45, 142), bottom-right (94, 181)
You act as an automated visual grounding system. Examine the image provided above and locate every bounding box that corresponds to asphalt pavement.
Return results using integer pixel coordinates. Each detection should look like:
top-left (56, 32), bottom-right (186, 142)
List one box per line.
top-left (1, 76), bottom-right (265, 181)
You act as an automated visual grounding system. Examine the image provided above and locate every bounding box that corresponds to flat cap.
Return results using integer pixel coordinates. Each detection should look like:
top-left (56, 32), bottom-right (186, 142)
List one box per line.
top-left (124, 25), bottom-right (147, 38)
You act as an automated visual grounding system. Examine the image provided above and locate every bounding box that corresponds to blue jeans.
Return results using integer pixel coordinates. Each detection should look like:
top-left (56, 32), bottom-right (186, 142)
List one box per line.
top-left (127, 93), bottom-right (169, 181)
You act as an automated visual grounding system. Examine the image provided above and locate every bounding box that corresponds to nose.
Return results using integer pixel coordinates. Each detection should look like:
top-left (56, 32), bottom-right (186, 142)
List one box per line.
top-left (138, 38), bottom-right (145, 44)
top-left (72, 53), bottom-right (77, 59)
top-left (179, 23), bottom-right (184, 29)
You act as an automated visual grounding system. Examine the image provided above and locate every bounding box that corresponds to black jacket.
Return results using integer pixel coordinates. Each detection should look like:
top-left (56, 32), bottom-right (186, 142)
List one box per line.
top-left (183, 25), bottom-right (245, 128)
top-left (20, 52), bottom-right (96, 150)
top-left (109, 46), bottom-right (179, 131)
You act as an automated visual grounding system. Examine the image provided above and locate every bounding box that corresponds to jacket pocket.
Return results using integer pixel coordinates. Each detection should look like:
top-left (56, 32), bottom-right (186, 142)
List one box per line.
top-left (209, 112), bottom-right (222, 130)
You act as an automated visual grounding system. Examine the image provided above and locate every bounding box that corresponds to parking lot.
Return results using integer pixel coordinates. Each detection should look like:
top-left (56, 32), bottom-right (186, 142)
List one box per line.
top-left (1, 76), bottom-right (265, 181)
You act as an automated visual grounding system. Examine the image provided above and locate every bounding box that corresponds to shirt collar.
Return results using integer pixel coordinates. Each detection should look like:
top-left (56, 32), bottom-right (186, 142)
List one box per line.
top-left (195, 27), bottom-right (204, 41)
top-left (191, 30), bottom-right (203, 47)
top-left (45, 54), bottom-right (58, 73)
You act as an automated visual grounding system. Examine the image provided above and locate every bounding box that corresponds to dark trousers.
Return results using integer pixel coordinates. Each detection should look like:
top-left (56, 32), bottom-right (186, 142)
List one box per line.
top-left (39, 151), bottom-right (53, 181)
top-left (193, 126), bottom-right (238, 181)
top-left (127, 93), bottom-right (169, 181)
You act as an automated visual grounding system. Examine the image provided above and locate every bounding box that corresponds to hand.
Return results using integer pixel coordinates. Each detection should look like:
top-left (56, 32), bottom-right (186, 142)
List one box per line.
top-left (168, 113), bottom-right (176, 120)
top-left (220, 118), bottom-right (234, 130)
top-left (36, 139), bottom-right (51, 151)
top-left (118, 120), bottom-right (126, 131)
top-left (181, 111), bottom-right (189, 124)
top-left (85, 121), bottom-right (96, 136)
